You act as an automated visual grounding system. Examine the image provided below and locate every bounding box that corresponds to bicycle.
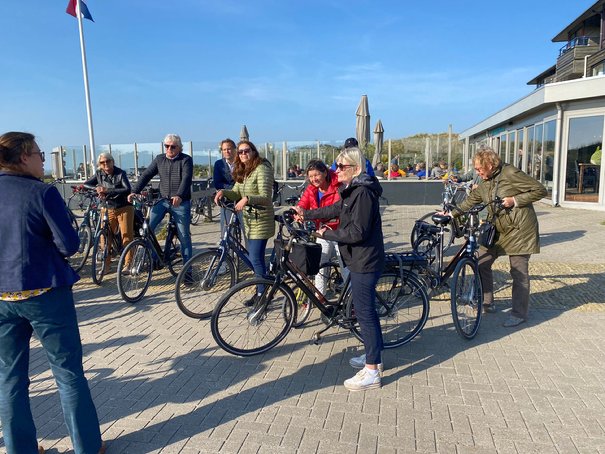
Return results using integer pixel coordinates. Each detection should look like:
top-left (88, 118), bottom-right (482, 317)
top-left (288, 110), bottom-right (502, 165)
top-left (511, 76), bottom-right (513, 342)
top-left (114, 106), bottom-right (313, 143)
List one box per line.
top-left (272, 181), bottom-right (306, 207)
top-left (68, 189), bottom-right (100, 273)
top-left (190, 194), bottom-right (214, 225)
top-left (90, 199), bottom-right (125, 285)
top-left (210, 209), bottom-right (430, 357)
top-left (191, 178), bottom-right (214, 225)
top-left (116, 197), bottom-right (182, 303)
top-left (410, 178), bottom-right (472, 251)
top-left (409, 201), bottom-right (498, 339)
top-left (175, 199), bottom-right (263, 319)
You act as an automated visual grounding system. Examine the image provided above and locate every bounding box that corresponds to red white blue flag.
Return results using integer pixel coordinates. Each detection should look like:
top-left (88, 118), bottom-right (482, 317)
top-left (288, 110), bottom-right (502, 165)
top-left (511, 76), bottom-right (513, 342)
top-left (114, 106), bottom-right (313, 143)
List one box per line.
top-left (66, 0), bottom-right (94, 22)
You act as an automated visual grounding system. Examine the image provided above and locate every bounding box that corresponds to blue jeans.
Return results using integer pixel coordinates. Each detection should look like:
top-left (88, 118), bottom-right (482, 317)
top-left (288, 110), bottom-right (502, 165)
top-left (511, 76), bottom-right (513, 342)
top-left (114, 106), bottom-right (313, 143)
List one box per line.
top-left (247, 238), bottom-right (268, 293)
top-left (0, 287), bottom-right (102, 454)
top-left (350, 270), bottom-right (384, 365)
top-left (150, 199), bottom-right (193, 265)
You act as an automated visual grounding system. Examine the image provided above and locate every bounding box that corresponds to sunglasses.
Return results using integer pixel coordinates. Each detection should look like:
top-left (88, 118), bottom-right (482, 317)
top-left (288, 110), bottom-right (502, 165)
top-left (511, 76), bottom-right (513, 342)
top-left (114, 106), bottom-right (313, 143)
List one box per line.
top-left (335, 163), bottom-right (355, 171)
top-left (238, 148), bottom-right (252, 155)
top-left (98, 160), bottom-right (111, 165)
top-left (164, 144), bottom-right (178, 150)
top-left (33, 151), bottom-right (45, 161)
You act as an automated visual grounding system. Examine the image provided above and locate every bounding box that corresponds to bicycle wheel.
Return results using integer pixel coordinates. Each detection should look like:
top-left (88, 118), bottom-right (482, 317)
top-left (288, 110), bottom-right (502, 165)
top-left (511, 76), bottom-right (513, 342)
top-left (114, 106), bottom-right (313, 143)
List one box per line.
top-left (347, 270), bottom-right (429, 349)
top-left (190, 202), bottom-right (201, 225)
top-left (175, 250), bottom-right (236, 319)
top-left (68, 224), bottom-right (92, 273)
top-left (117, 239), bottom-right (153, 303)
top-left (166, 233), bottom-right (183, 277)
top-left (91, 230), bottom-right (109, 285)
top-left (67, 193), bottom-right (87, 218)
top-left (319, 261), bottom-right (344, 300)
top-left (211, 277), bottom-right (296, 356)
top-left (411, 213), bottom-right (455, 252)
top-left (410, 212), bottom-right (434, 246)
top-left (412, 234), bottom-right (438, 264)
top-left (450, 257), bottom-right (483, 339)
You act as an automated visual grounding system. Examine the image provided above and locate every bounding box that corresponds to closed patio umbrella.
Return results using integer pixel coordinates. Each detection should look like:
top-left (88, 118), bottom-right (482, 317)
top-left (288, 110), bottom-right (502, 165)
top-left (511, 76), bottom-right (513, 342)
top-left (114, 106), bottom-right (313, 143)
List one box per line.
top-left (240, 125), bottom-right (249, 142)
top-left (372, 119), bottom-right (384, 167)
top-left (355, 95), bottom-right (370, 149)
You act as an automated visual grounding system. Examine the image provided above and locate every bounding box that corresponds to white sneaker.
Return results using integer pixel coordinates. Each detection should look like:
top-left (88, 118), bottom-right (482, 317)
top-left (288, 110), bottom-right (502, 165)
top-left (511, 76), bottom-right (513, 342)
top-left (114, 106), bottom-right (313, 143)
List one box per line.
top-left (349, 354), bottom-right (384, 376)
top-left (344, 368), bottom-right (381, 391)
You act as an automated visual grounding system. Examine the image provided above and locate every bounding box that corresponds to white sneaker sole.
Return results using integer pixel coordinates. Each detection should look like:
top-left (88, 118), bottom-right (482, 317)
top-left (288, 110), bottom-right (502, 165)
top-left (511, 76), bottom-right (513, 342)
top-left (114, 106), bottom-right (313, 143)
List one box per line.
top-left (344, 381), bottom-right (382, 392)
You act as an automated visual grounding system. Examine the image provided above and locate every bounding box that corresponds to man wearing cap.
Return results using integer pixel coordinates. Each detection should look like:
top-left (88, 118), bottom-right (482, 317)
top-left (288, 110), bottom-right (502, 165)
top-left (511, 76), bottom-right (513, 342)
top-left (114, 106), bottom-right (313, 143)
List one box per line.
top-left (331, 138), bottom-right (375, 176)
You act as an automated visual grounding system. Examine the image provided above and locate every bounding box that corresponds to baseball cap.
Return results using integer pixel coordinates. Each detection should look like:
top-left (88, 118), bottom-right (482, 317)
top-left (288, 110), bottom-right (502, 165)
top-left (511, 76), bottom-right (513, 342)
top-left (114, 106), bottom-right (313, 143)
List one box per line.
top-left (344, 137), bottom-right (358, 148)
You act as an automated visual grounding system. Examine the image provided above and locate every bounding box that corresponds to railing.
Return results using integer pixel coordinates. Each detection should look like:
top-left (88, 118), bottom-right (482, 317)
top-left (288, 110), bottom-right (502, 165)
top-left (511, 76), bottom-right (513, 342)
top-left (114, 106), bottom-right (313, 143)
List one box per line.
top-left (49, 136), bottom-right (464, 181)
top-left (558, 36), bottom-right (596, 56)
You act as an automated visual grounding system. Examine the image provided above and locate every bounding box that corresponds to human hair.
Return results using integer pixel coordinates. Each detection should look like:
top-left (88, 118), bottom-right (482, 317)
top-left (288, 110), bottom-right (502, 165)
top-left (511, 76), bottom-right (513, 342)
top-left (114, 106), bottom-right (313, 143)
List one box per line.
top-left (0, 131), bottom-right (36, 172)
top-left (96, 152), bottom-right (114, 167)
top-left (305, 159), bottom-right (330, 183)
top-left (474, 145), bottom-right (501, 169)
top-left (232, 140), bottom-right (264, 183)
top-left (220, 138), bottom-right (236, 150)
top-left (163, 133), bottom-right (183, 150)
top-left (337, 147), bottom-right (364, 177)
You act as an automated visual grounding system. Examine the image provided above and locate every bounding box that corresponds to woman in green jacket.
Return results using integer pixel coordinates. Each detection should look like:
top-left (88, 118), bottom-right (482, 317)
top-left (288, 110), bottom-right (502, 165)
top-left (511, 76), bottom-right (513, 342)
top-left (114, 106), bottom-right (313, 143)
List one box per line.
top-left (214, 141), bottom-right (275, 303)
top-left (456, 145), bottom-right (547, 327)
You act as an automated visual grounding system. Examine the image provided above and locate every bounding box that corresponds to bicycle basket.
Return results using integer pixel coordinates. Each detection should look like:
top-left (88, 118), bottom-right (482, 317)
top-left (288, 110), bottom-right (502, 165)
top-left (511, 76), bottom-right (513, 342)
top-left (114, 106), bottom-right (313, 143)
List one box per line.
top-left (273, 238), bottom-right (322, 276)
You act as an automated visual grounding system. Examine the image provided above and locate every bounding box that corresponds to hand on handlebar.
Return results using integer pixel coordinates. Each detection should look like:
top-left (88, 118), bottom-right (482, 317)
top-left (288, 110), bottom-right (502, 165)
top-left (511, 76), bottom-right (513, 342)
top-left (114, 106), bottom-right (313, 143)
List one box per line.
top-left (214, 190), bottom-right (224, 205)
top-left (234, 196), bottom-right (248, 212)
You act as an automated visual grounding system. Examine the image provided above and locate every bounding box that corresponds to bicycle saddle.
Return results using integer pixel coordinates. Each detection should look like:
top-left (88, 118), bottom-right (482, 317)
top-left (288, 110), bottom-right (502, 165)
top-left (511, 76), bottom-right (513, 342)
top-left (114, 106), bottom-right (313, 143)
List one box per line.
top-left (431, 213), bottom-right (452, 225)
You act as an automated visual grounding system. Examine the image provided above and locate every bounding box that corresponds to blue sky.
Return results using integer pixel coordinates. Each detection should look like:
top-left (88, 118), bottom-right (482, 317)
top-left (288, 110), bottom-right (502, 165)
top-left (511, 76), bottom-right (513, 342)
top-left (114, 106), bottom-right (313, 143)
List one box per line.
top-left (0, 0), bottom-right (594, 154)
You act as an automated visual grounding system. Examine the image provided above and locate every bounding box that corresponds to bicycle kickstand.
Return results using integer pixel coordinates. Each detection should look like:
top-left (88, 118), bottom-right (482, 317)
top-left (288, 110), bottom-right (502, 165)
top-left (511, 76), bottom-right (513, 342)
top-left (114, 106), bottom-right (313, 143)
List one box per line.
top-left (310, 319), bottom-right (336, 345)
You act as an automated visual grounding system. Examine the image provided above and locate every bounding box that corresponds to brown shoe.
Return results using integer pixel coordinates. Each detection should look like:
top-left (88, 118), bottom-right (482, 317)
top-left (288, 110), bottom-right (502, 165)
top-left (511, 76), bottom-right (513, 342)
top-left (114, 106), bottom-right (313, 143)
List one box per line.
top-left (38, 446), bottom-right (45, 454)
top-left (98, 440), bottom-right (107, 454)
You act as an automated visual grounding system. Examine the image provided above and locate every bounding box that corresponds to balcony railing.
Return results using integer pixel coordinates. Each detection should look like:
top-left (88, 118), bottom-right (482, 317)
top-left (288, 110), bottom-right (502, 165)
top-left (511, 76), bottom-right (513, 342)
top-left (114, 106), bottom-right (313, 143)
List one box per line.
top-left (558, 36), bottom-right (596, 56)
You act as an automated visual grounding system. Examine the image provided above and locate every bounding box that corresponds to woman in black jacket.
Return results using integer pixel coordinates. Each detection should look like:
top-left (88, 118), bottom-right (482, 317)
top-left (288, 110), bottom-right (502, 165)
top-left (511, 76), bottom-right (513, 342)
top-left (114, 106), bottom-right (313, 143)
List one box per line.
top-left (294, 147), bottom-right (385, 391)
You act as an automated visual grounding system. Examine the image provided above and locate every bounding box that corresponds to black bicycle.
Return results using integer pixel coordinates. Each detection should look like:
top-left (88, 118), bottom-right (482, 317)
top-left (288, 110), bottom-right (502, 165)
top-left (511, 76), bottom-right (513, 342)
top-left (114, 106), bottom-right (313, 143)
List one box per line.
top-left (210, 209), bottom-right (430, 357)
top-left (90, 199), bottom-right (124, 285)
top-left (116, 197), bottom-right (182, 303)
top-left (410, 178), bottom-right (472, 251)
top-left (272, 181), bottom-right (306, 207)
top-left (175, 199), bottom-right (262, 319)
top-left (410, 201), bottom-right (497, 339)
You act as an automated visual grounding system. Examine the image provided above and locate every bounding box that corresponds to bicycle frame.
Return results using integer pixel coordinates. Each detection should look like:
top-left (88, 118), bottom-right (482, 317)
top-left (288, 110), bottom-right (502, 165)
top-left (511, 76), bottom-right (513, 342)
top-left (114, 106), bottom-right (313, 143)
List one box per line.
top-left (138, 198), bottom-right (179, 267)
top-left (415, 203), bottom-right (488, 290)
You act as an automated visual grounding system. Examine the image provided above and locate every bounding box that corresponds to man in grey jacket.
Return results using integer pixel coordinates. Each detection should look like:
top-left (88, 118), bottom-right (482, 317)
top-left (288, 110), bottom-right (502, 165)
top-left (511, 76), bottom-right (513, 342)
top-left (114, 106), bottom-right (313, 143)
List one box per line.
top-left (129, 133), bottom-right (193, 265)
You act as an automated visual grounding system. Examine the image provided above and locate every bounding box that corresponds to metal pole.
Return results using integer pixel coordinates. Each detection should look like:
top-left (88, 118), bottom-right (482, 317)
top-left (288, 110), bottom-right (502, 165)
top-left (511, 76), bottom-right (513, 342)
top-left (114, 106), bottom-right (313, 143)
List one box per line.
top-left (448, 124), bottom-right (452, 172)
top-left (75, 0), bottom-right (96, 165)
top-left (425, 138), bottom-right (430, 180)
top-left (387, 139), bottom-right (392, 180)
top-left (282, 142), bottom-right (288, 180)
top-left (134, 143), bottom-right (139, 179)
top-left (82, 145), bottom-right (88, 180)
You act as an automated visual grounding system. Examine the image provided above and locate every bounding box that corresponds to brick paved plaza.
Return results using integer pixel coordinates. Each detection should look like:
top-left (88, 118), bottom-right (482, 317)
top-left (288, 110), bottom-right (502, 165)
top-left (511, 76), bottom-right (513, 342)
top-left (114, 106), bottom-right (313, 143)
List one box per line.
top-left (3, 203), bottom-right (605, 453)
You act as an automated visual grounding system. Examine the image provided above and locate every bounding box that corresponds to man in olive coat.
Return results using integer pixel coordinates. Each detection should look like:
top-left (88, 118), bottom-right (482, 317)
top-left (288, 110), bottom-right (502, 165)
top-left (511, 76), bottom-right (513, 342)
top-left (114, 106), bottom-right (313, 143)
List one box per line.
top-left (456, 146), bottom-right (547, 327)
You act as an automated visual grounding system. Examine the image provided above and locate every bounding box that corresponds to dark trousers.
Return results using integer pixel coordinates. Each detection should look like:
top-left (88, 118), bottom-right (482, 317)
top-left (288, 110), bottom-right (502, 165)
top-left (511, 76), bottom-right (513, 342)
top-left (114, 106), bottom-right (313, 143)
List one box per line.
top-left (350, 270), bottom-right (384, 365)
top-left (479, 250), bottom-right (531, 319)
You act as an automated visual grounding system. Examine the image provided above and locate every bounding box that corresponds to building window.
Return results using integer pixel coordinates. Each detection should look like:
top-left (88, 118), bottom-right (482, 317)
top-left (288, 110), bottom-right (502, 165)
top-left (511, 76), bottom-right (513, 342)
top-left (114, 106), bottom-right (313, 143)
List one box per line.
top-left (564, 115), bottom-right (603, 203)
top-left (592, 61), bottom-right (604, 76)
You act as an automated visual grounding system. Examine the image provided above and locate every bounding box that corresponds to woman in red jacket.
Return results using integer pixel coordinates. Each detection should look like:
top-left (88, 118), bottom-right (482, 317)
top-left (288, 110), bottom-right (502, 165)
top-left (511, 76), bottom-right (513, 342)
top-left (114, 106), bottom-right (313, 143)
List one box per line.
top-left (297, 159), bottom-right (348, 295)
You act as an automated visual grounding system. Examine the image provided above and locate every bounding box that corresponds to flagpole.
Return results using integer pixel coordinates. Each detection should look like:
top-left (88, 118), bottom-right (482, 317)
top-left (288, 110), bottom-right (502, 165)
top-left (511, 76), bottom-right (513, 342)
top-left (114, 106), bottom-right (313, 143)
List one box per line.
top-left (75, 0), bottom-right (96, 167)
